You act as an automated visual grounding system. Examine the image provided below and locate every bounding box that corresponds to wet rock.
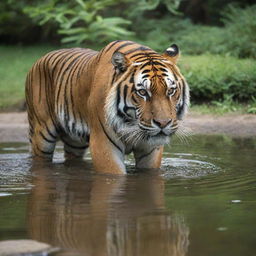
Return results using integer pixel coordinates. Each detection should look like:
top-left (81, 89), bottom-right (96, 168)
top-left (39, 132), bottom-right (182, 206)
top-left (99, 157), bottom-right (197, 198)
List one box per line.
top-left (0, 239), bottom-right (59, 256)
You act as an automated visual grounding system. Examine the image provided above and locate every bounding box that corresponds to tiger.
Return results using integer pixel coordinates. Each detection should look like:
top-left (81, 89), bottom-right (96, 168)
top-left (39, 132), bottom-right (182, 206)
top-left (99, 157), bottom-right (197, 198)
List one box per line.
top-left (25, 40), bottom-right (189, 174)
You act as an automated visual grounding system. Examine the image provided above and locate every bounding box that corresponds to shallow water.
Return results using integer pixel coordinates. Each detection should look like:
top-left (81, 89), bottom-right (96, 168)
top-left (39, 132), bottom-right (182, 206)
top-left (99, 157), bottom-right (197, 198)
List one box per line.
top-left (0, 135), bottom-right (256, 256)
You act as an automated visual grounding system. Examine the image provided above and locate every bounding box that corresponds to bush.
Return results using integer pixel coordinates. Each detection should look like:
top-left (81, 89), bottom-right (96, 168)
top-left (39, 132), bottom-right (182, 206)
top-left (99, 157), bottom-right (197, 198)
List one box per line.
top-left (24, 0), bottom-right (182, 45)
top-left (137, 4), bottom-right (256, 59)
top-left (177, 4), bottom-right (256, 58)
top-left (24, 0), bottom-right (134, 45)
top-left (132, 16), bottom-right (191, 52)
top-left (221, 4), bottom-right (256, 58)
top-left (179, 54), bottom-right (256, 102)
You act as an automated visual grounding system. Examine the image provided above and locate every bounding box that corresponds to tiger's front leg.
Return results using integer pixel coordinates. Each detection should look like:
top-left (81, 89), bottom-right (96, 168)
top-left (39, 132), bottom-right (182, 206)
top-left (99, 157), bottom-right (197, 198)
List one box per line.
top-left (89, 128), bottom-right (126, 174)
top-left (133, 146), bottom-right (163, 169)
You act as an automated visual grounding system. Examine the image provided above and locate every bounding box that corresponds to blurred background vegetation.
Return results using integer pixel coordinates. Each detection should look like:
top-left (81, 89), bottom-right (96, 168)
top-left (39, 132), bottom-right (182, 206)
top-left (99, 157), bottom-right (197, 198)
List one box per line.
top-left (0, 0), bottom-right (256, 113)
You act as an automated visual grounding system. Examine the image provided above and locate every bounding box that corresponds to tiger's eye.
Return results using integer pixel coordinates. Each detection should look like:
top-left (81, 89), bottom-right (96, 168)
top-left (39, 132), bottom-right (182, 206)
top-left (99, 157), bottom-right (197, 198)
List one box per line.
top-left (167, 88), bottom-right (175, 96)
top-left (138, 89), bottom-right (147, 96)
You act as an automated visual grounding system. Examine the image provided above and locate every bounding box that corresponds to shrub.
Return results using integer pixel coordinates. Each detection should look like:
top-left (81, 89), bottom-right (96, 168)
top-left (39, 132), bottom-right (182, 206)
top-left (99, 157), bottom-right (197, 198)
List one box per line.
top-left (136, 4), bottom-right (256, 59)
top-left (221, 4), bottom-right (256, 58)
top-left (24, 0), bottom-right (182, 45)
top-left (132, 16), bottom-right (191, 52)
top-left (179, 54), bottom-right (256, 102)
top-left (24, 0), bottom-right (134, 45)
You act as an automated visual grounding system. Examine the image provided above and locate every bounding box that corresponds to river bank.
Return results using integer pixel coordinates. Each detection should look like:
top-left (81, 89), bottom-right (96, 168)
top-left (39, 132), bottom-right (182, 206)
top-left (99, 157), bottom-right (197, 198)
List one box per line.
top-left (0, 112), bottom-right (256, 143)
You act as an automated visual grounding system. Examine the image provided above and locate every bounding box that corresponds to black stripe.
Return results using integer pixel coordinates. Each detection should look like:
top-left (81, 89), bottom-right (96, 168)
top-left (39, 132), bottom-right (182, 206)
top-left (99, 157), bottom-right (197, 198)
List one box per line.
top-left (115, 42), bottom-right (136, 52)
top-left (123, 85), bottom-right (135, 118)
top-left (63, 140), bottom-right (88, 150)
top-left (96, 48), bottom-right (105, 62)
top-left (76, 51), bottom-right (96, 78)
top-left (139, 125), bottom-right (153, 131)
top-left (40, 131), bottom-right (55, 143)
top-left (116, 83), bottom-right (127, 119)
top-left (98, 118), bottom-right (123, 153)
top-left (37, 60), bottom-right (43, 103)
top-left (36, 145), bottom-right (53, 155)
top-left (42, 52), bottom-right (61, 130)
top-left (123, 84), bottom-right (128, 105)
top-left (173, 73), bottom-right (178, 81)
top-left (134, 56), bottom-right (151, 61)
top-left (52, 49), bottom-right (79, 76)
top-left (131, 94), bottom-right (138, 104)
top-left (130, 51), bottom-right (160, 61)
top-left (111, 69), bottom-right (117, 84)
top-left (129, 70), bottom-right (135, 83)
top-left (131, 53), bottom-right (146, 58)
top-left (131, 52), bottom-right (158, 59)
top-left (104, 40), bottom-right (125, 53)
top-left (69, 53), bottom-right (90, 127)
top-left (159, 67), bottom-right (168, 72)
top-left (140, 61), bottom-right (151, 70)
top-left (137, 148), bottom-right (155, 161)
top-left (55, 53), bottom-right (78, 107)
top-left (46, 124), bottom-right (57, 139)
top-left (151, 61), bottom-right (166, 67)
top-left (142, 69), bottom-right (150, 74)
top-left (124, 46), bottom-right (150, 55)
top-left (177, 79), bottom-right (186, 117)
top-left (63, 53), bottom-right (85, 130)
top-left (116, 83), bottom-right (121, 110)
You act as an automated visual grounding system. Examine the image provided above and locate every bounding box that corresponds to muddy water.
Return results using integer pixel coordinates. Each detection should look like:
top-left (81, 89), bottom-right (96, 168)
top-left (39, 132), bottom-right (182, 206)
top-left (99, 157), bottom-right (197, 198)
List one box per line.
top-left (0, 135), bottom-right (256, 256)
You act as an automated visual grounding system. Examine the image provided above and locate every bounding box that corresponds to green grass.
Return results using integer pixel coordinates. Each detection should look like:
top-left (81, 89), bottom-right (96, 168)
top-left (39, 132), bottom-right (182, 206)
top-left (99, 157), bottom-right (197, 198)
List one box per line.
top-left (190, 103), bottom-right (253, 115)
top-left (0, 45), bottom-right (57, 110)
top-left (0, 45), bottom-right (255, 114)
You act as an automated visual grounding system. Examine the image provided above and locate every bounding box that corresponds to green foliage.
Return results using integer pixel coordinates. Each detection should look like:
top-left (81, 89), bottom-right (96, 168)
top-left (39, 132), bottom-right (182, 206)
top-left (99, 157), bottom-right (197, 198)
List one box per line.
top-left (127, 0), bottom-right (181, 15)
top-left (176, 25), bottom-right (227, 55)
top-left (220, 4), bottom-right (256, 58)
top-left (132, 15), bottom-right (228, 55)
top-left (179, 54), bottom-right (256, 103)
top-left (186, 4), bottom-right (256, 59)
top-left (139, 4), bottom-right (256, 59)
top-left (24, 0), bottom-right (134, 45)
top-left (23, 0), bottom-right (183, 45)
top-left (132, 16), bottom-right (190, 51)
top-left (247, 96), bottom-right (256, 114)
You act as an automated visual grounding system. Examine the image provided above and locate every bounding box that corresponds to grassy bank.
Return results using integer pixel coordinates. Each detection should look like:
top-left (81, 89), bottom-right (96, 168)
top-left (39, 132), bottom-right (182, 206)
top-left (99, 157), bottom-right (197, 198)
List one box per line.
top-left (0, 45), bottom-right (255, 113)
top-left (0, 45), bottom-right (56, 110)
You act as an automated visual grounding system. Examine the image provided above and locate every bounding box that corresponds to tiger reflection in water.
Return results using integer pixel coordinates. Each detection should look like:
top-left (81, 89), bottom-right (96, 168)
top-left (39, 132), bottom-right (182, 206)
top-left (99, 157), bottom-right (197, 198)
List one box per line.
top-left (28, 162), bottom-right (189, 256)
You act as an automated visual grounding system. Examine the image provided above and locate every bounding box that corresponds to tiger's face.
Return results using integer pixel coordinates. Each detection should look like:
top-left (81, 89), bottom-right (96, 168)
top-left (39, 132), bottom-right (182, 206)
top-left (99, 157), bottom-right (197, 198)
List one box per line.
top-left (106, 44), bottom-right (189, 146)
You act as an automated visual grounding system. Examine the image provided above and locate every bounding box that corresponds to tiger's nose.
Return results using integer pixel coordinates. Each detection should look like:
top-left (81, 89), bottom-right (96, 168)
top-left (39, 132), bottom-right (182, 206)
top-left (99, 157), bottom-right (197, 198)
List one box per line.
top-left (153, 118), bottom-right (172, 128)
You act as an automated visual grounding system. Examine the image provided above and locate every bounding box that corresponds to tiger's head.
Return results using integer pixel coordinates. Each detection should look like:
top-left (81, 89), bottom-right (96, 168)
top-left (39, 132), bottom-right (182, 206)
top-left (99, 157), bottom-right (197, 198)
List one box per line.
top-left (105, 44), bottom-right (189, 146)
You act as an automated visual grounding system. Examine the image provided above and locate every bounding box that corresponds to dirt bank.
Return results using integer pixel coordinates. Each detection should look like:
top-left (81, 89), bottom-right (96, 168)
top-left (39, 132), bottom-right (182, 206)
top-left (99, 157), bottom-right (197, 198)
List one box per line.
top-left (0, 112), bottom-right (256, 143)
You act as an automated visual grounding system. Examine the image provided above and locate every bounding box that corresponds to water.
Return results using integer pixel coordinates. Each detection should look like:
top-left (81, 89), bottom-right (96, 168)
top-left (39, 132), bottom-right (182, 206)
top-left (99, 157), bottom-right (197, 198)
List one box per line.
top-left (0, 135), bottom-right (256, 256)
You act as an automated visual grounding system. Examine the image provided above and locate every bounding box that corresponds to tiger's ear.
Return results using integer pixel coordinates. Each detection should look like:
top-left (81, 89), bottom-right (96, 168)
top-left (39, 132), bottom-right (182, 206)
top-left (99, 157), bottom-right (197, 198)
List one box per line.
top-left (111, 51), bottom-right (129, 72)
top-left (163, 44), bottom-right (180, 64)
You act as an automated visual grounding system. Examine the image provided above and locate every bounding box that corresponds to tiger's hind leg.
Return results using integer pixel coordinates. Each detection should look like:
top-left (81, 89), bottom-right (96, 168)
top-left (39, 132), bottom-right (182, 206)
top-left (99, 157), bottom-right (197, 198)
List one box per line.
top-left (61, 134), bottom-right (89, 160)
top-left (29, 122), bottom-right (58, 160)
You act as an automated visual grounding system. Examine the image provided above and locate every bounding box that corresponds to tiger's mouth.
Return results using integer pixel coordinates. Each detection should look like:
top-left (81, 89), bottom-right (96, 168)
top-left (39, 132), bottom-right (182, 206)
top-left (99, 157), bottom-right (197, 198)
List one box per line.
top-left (141, 126), bottom-right (178, 138)
top-left (145, 131), bottom-right (171, 145)
top-left (152, 130), bottom-right (176, 138)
